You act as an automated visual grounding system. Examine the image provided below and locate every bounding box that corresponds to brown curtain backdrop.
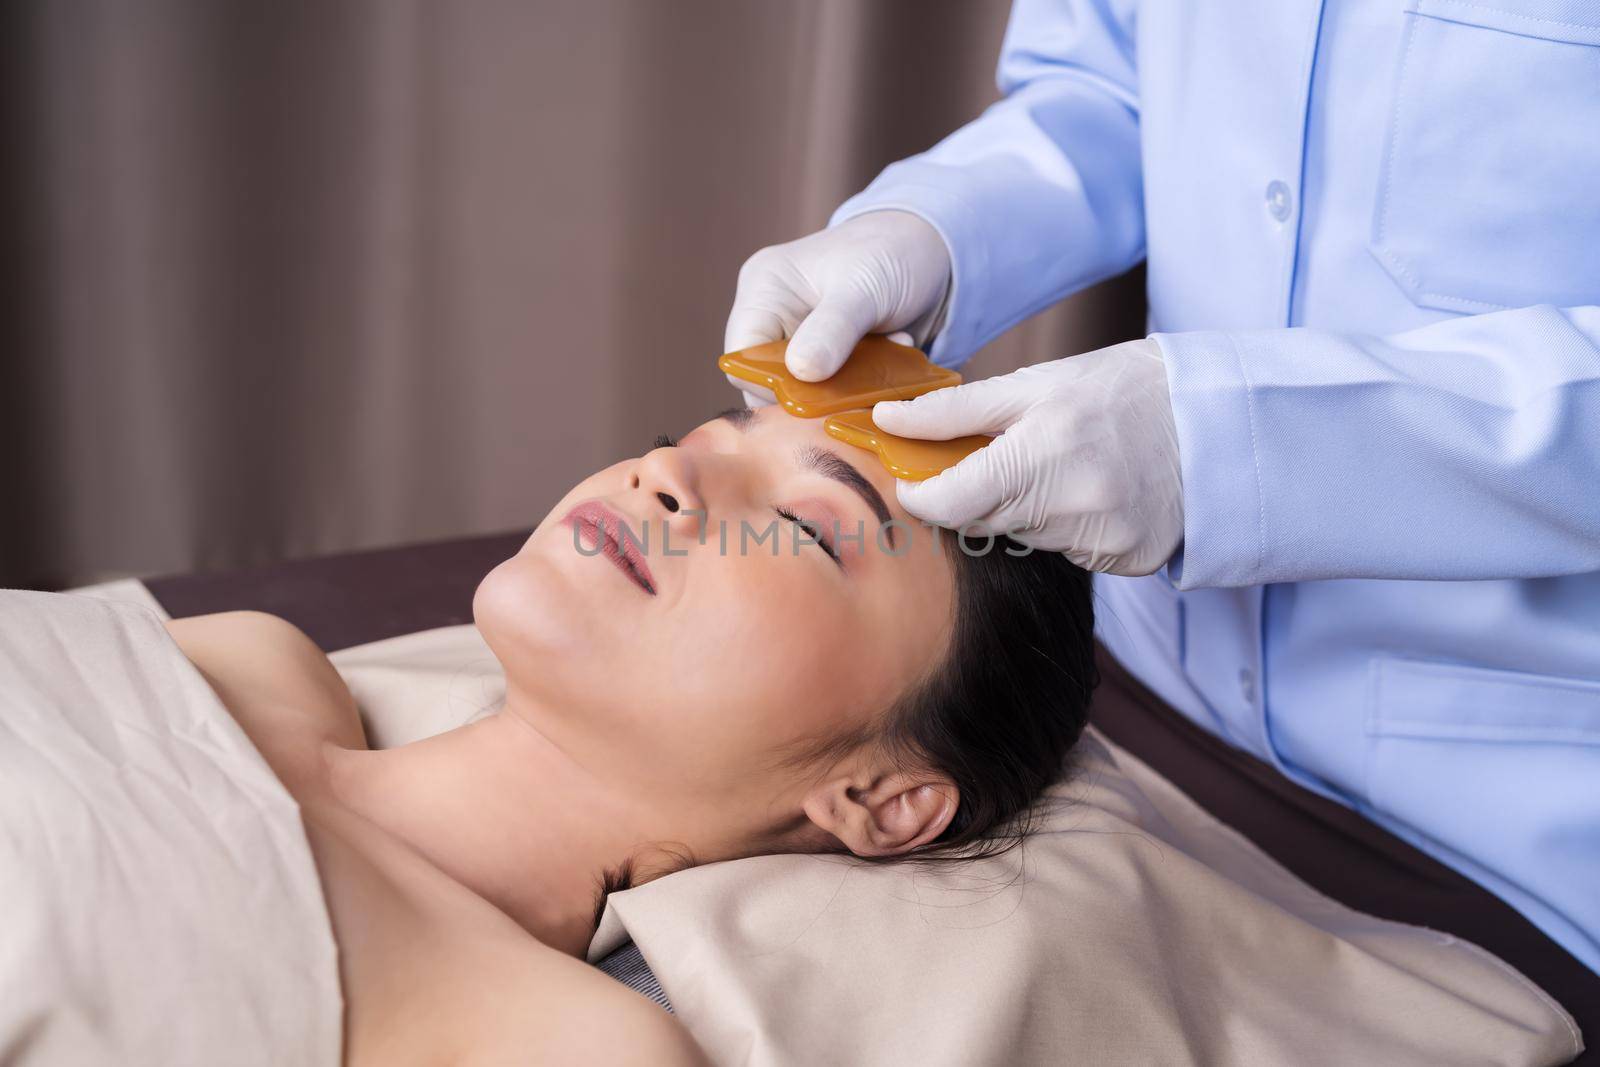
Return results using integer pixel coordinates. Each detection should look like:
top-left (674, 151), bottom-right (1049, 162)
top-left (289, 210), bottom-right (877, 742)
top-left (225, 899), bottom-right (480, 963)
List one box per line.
top-left (1, 0), bottom-right (1144, 590)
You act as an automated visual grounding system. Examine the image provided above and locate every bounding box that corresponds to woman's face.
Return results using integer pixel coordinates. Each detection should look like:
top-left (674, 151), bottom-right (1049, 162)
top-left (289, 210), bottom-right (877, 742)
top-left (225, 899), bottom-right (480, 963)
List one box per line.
top-left (474, 405), bottom-right (956, 841)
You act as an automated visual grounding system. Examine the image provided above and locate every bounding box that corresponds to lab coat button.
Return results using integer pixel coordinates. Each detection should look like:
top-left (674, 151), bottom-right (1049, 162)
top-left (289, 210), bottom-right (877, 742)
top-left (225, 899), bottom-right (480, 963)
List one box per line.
top-left (1239, 667), bottom-right (1257, 703)
top-left (1265, 180), bottom-right (1293, 222)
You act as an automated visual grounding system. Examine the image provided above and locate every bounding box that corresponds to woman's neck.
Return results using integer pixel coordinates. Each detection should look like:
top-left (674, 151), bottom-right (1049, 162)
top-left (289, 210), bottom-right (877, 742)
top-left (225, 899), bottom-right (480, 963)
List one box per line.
top-left (325, 704), bottom-right (672, 958)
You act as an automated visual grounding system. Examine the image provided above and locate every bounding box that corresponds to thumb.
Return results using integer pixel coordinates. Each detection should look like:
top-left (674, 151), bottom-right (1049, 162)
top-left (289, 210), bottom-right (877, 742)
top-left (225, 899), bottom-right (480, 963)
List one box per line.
top-left (785, 291), bottom-right (878, 382)
top-left (872, 375), bottom-right (1032, 441)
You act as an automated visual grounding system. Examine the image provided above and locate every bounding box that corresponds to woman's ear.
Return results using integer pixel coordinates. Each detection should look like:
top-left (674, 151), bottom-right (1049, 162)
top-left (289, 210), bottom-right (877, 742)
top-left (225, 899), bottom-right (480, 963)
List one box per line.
top-left (801, 772), bottom-right (959, 857)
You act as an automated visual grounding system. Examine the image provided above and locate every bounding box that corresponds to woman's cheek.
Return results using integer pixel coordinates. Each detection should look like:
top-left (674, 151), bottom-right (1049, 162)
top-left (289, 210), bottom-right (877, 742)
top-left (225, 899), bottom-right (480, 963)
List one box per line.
top-left (670, 559), bottom-right (852, 697)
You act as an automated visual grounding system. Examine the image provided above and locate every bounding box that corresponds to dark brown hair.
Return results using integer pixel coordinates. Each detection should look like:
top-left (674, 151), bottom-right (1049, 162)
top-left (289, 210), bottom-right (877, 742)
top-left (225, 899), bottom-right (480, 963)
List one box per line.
top-left (784, 529), bottom-right (1097, 860)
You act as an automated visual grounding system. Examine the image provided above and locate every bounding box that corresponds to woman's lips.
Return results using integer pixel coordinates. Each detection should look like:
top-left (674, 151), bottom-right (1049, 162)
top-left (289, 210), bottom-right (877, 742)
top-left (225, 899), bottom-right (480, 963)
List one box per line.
top-left (562, 500), bottom-right (657, 596)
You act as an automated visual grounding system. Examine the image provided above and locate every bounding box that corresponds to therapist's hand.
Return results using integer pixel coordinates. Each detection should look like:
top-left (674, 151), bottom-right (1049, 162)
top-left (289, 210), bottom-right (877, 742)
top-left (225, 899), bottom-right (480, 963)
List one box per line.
top-left (872, 339), bottom-right (1184, 575)
top-left (724, 211), bottom-right (952, 405)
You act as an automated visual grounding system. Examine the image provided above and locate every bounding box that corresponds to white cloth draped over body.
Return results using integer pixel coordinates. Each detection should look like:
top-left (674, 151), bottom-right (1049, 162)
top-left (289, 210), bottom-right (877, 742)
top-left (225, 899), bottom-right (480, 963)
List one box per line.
top-left (0, 590), bottom-right (342, 1067)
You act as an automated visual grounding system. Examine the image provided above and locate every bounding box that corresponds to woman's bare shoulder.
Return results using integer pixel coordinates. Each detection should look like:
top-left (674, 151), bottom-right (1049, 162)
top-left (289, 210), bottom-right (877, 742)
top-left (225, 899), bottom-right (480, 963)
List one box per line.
top-left (442, 937), bottom-right (707, 1067)
top-left (338, 894), bottom-right (705, 1067)
top-left (165, 611), bottom-right (368, 755)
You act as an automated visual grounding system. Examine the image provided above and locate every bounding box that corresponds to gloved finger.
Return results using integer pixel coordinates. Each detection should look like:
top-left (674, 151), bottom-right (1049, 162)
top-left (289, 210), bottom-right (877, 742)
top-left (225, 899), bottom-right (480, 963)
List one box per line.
top-left (886, 330), bottom-right (915, 347)
top-left (785, 291), bottom-right (879, 382)
top-left (892, 434), bottom-right (1018, 531)
top-left (872, 375), bottom-right (1032, 441)
top-left (724, 373), bottom-right (776, 407)
top-left (979, 496), bottom-right (1079, 556)
top-left (724, 306), bottom-right (791, 355)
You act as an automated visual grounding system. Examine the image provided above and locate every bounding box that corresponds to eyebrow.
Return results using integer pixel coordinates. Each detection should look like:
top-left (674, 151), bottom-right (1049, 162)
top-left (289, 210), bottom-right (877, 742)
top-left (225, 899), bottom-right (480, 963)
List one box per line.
top-left (714, 406), bottom-right (897, 543)
top-left (714, 406), bottom-right (757, 431)
top-left (797, 445), bottom-right (895, 541)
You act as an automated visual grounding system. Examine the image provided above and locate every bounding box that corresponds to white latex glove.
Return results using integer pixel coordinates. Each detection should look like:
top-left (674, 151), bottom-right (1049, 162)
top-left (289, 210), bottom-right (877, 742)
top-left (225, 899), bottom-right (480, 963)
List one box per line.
top-left (723, 210), bottom-right (952, 406)
top-left (872, 339), bottom-right (1184, 575)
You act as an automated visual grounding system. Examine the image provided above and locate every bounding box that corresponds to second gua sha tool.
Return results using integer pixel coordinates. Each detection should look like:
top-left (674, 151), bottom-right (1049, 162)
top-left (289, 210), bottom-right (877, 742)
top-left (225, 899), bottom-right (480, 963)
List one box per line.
top-left (822, 409), bottom-right (991, 482)
top-left (717, 335), bottom-right (990, 481)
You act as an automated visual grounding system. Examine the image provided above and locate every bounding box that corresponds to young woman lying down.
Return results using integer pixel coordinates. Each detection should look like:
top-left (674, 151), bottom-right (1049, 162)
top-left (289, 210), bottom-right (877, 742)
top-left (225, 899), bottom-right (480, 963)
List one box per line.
top-left (165, 404), bottom-right (1096, 1064)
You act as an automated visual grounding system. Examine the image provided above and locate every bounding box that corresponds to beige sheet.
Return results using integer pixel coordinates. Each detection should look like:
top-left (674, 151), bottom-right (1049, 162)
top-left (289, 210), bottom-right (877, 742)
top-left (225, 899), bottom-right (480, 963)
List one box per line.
top-left (0, 591), bottom-right (342, 1067)
top-left (333, 623), bottom-right (1582, 1066)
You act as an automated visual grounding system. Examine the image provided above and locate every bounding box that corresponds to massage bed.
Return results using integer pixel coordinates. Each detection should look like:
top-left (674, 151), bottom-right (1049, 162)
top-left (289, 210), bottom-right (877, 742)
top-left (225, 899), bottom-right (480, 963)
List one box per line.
top-left (73, 531), bottom-right (1596, 1063)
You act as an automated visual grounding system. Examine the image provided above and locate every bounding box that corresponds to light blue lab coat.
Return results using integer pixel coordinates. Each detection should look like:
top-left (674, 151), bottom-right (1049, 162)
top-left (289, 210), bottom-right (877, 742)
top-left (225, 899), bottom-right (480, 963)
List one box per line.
top-left (833, 0), bottom-right (1600, 973)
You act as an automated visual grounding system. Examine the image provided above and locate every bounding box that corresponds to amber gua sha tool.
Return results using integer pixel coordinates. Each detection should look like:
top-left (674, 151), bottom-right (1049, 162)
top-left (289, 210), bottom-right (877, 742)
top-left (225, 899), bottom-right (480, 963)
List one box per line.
top-left (823, 409), bottom-right (991, 483)
top-left (718, 334), bottom-right (962, 418)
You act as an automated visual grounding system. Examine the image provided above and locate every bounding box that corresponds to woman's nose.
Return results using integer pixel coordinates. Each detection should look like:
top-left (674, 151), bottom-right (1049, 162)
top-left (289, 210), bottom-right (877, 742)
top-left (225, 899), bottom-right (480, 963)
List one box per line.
top-left (630, 446), bottom-right (706, 537)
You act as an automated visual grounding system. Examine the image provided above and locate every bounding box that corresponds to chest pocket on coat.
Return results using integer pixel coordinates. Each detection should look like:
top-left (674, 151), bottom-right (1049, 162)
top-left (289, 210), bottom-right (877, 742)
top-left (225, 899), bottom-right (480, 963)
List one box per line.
top-left (1371, 0), bottom-right (1600, 314)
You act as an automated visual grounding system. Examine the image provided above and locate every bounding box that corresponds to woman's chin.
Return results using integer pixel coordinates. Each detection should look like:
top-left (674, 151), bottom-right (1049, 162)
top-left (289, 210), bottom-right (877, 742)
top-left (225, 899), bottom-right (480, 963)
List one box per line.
top-left (473, 552), bottom-right (607, 670)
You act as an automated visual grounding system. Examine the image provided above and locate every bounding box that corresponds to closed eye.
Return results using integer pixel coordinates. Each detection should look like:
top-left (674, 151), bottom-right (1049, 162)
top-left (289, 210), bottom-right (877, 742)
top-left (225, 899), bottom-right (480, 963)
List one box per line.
top-left (775, 506), bottom-right (841, 566)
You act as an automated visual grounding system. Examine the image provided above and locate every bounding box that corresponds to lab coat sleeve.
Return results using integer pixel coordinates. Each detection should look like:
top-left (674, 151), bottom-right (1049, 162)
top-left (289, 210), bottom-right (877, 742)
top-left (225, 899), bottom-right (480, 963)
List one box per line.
top-left (829, 0), bottom-right (1144, 369)
top-left (1160, 304), bottom-right (1600, 587)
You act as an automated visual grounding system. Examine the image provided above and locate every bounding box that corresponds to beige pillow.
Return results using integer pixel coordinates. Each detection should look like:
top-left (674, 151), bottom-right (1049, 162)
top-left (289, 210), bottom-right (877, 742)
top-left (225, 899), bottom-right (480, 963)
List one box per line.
top-left (332, 625), bottom-right (1582, 1067)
